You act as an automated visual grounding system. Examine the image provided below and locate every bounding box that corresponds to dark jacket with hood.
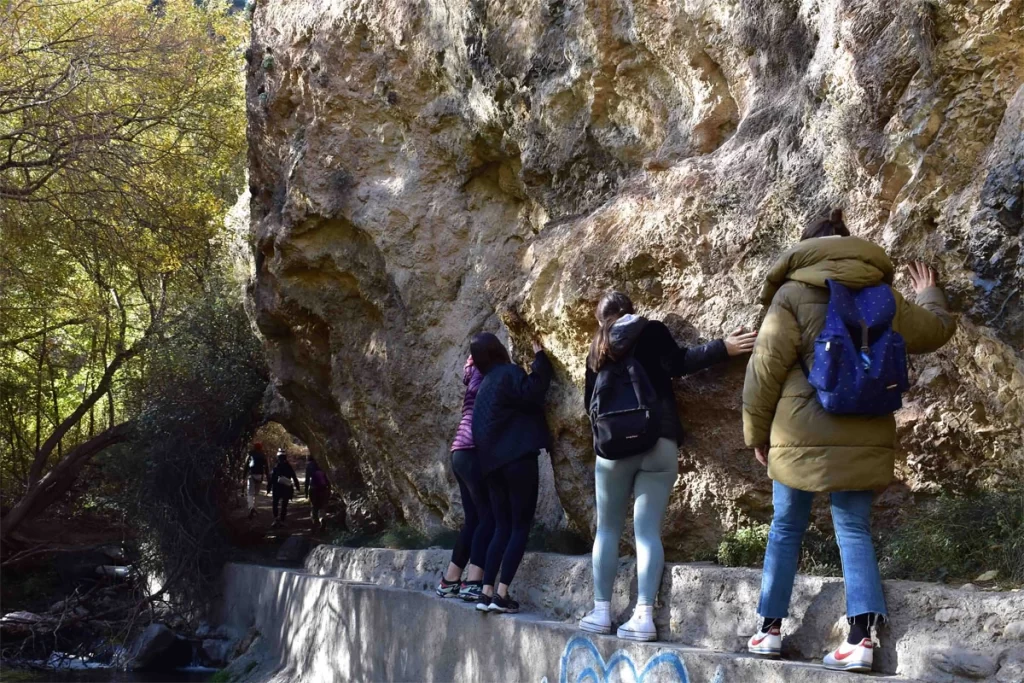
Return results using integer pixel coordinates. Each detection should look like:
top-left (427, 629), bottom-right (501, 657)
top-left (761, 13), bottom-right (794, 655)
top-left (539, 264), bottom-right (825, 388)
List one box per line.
top-left (471, 351), bottom-right (554, 477)
top-left (268, 459), bottom-right (300, 497)
top-left (584, 316), bottom-right (729, 443)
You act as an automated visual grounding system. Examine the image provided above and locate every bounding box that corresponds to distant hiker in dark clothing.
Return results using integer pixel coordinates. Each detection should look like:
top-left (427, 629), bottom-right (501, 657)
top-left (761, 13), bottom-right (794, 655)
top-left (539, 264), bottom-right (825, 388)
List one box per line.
top-left (305, 457), bottom-right (330, 530)
top-left (268, 449), bottom-right (300, 527)
top-left (436, 355), bottom-right (492, 603)
top-left (245, 443), bottom-right (269, 518)
top-left (470, 332), bottom-right (553, 615)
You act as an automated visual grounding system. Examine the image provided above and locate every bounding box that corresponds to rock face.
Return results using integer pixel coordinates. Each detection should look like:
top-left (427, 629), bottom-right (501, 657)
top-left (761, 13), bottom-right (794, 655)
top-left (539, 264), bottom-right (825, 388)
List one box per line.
top-left (245, 0), bottom-right (1023, 551)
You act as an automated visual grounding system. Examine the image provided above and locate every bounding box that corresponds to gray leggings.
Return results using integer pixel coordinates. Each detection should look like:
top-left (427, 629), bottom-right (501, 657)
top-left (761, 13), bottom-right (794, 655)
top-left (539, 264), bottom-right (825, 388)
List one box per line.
top-left (592, 437), bottom-right (678, 605)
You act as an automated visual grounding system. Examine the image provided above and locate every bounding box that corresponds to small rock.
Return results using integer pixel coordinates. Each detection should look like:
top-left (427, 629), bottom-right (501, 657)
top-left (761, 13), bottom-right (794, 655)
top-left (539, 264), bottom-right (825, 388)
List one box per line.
top-left (917, 366), bottom-right (946, 388)
top-left (975, 570), bottom-right (999, 582)
top-left (935, 607), bottom-right (968, 623)
top-left (201, 637), bottom-right (237, 667)
top-left (1003, 621), bottom-right (1024, 640)
top-left (930, 648), bottom-right (998, 678)
top-left (960, 583), bottom-right (979, 592)
top-left (983, 615), bottom-right (1003, 633)
top-left (195, 621), bottom-right (211, 639)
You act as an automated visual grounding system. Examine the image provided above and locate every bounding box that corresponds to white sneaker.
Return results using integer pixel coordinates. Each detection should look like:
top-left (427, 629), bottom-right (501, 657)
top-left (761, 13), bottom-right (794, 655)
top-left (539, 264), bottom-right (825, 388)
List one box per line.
top-left (823, 638), bottom-right (873, 672)
top-left (747, 625), bottom-right (782, 656)
top-left (579, 609), bottom-right (611, 635)
top-left (616, 612), bottom-right (656, 642)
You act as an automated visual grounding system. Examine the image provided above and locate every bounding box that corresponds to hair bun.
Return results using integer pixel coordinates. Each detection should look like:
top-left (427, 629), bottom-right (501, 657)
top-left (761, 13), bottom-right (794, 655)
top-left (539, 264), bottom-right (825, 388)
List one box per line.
top-left (830, 208), bottom-right (845, 224)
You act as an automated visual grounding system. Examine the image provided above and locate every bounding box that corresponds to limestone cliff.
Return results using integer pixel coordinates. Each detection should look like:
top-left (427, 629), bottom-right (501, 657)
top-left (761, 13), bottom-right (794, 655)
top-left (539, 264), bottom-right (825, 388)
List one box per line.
top-left (245, 0), bottom-right (1023, 551)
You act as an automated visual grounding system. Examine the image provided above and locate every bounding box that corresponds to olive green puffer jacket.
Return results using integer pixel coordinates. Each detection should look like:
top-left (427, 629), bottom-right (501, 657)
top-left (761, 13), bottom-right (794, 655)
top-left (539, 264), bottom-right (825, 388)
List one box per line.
top-left (742, 237), bottom-right (956, 492)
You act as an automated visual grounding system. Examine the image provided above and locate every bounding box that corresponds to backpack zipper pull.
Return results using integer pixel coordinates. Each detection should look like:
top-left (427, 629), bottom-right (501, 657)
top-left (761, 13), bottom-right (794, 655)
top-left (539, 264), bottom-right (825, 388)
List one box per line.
top-left (859, 320), bottom-right (871, 369)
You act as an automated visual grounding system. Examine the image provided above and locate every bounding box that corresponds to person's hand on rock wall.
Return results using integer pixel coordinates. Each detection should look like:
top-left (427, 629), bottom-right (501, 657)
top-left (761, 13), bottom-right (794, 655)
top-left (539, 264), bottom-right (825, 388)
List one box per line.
top-left (725, 327), bottom-right (758, 356)
top-left (532, 339), bottom-right (543, 354)
top-left (908, 262), bottom-right (937, 294)
top-left (754, 446), bottom-right (769, 467)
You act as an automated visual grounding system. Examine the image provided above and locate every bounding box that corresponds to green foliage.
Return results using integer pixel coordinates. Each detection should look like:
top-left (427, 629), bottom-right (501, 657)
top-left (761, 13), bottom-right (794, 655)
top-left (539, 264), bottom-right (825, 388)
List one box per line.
top-left (880, 489), bottom-right (1024, 584)
top-left (99, 267), bottom-right (265, 616)
top-left (0, 0), bottom-right (247, 514)
top-left (209, 669), bottom-right (234, 683)
top-left (717, 523), bottom-right (770, 567)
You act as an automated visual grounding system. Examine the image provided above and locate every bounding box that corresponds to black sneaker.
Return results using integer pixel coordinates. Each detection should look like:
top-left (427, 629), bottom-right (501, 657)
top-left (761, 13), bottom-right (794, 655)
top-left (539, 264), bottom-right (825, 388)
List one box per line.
top-left (435, 577), bottom-right (460, 598)
top-left (487, 594), bottom-right (520, 614)
top-left (475, 594), bottom-right (492, 612)
top-left (459, 581), bottom-right (482, 602)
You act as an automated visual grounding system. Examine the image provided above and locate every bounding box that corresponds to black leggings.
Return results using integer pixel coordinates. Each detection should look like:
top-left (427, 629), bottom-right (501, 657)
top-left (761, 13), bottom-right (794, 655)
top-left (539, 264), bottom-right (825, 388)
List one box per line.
top-left (272, 488), bottom-right (292, 520)
top-left (450, 449), bottom-right (493, 570)
top-left (483, 454), bottom-right (539, 587)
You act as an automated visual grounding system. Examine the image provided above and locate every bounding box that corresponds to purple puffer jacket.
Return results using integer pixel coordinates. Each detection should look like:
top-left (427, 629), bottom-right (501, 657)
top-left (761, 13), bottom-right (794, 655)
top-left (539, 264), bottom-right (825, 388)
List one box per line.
top-left (451, 362), bottom-right (483, 451)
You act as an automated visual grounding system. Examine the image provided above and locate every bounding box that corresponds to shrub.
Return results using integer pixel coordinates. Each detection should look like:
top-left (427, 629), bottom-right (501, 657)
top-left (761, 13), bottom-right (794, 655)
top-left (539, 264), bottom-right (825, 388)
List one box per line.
top-left (879, 489), bottom-right (1024, 584)
top-left (717, 524), bottom-right (770, 567)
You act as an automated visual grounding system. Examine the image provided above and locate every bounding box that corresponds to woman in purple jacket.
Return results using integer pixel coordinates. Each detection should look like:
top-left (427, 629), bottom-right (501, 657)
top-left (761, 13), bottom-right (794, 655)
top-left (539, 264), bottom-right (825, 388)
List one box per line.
top-left (436, 355), bottom-right (494, 602)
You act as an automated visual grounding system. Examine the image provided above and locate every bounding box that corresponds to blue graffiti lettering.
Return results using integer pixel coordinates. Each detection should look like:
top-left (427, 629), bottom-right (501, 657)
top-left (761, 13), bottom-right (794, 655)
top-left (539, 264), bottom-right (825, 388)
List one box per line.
top-left (557, 635), bottom-right (691, 683)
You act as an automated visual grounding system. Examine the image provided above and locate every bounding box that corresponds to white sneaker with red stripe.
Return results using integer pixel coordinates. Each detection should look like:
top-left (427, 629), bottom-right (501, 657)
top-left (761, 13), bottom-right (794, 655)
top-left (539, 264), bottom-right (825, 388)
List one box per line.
top-left (747, 625), bottom-right (782, 656)
top-left (823, 638), bottom-right (874, 672)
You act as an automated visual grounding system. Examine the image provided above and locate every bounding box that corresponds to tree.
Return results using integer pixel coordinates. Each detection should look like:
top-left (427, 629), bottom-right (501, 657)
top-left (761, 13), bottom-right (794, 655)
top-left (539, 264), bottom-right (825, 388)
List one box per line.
top-left (0, 0), bottom-right (248, 544)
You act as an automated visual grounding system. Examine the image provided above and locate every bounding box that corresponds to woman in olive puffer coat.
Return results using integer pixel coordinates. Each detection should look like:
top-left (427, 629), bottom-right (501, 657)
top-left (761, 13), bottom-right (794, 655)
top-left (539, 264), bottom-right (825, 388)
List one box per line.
top-left (741, 209), bottom-right (955, 673)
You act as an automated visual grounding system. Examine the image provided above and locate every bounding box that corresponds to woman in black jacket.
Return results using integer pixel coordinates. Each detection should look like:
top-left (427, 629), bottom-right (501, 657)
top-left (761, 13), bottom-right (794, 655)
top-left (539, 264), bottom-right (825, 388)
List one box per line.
top-left (268, 449), bottom-right (301, 527)
top-left (470, 332), bottom-right (553, 614)
top-left (580, 291), bottom-right (756, 640)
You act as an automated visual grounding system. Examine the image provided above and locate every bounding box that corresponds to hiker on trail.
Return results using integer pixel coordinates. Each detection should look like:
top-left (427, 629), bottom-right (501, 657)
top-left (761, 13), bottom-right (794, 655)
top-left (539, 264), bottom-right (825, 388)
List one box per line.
top-left (244, 443), bottom-right (269, 518)
top-left (742, 209), bottom-right (955, 673)
top-left (267, 449), bottom-right (301, 527)
top-left (579, 292), bottom-right (757, 642)
top-left (470, 332), bottom-right (553, 615)
top-left (305, 457), bottom-right (330, 531)
top-left (436, 354), bottom-right (493, 603)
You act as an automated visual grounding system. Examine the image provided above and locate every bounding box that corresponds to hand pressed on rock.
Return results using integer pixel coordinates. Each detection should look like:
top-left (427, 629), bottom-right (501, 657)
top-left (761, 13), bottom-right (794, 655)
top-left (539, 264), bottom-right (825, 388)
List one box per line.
top-left (907, 262), bottom-right (938, 294)
top-left (531, 339), bottom-right (543, 354)
top-left (725, 327), bottom-right (758, 356)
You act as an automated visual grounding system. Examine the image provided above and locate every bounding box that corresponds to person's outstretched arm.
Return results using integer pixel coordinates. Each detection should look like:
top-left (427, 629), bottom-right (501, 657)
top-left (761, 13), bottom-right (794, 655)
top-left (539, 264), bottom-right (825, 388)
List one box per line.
top-left (898, 262), bottom-right (956, 354)
top-left (653, 322), bottom-right (756, 376)
top-left (509, 341), bottom-right (554, 408)
top-left (743, 293), bottom-right (801, 463)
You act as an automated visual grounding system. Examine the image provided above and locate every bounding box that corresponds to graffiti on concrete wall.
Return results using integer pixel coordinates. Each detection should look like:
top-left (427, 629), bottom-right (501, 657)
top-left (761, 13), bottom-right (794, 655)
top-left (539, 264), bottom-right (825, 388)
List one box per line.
top-left (547, 635), bottom-right (727, 683)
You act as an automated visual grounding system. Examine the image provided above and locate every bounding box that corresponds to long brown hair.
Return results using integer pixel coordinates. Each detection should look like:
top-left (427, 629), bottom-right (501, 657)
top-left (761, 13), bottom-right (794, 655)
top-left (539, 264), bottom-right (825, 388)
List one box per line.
top-left (587, 291), bottom-right (635, 371)
top-left (801, 208), bottom-right (850, 241)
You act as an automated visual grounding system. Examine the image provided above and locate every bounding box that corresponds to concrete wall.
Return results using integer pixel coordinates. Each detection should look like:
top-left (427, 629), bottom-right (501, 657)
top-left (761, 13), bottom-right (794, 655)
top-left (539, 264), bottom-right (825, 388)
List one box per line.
top-left (219, 563), bottom-right (913, 683)
top-left (303, 546), bottom-right (1024, 682)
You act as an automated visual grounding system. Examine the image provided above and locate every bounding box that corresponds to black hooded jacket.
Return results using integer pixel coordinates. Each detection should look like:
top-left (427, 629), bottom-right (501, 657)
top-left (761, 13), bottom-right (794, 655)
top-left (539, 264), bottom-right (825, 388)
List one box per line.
top-left (471, 351), bottom-right (554, 477)
top-left (584, 317), bottom-right (728, 442)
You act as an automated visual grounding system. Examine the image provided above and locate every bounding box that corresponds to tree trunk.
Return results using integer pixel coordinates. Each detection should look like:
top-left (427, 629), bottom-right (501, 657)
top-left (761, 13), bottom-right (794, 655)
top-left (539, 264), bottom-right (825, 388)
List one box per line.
top-left (1, 422), bottom-right (134, 543)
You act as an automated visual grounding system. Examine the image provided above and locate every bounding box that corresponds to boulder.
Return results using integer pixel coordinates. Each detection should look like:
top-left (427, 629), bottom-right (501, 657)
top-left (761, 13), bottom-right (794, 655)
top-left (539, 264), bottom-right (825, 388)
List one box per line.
top-left (245, 0), bottom-right (1024, 550)
top-left (127, 623), bottom-right (177, 670)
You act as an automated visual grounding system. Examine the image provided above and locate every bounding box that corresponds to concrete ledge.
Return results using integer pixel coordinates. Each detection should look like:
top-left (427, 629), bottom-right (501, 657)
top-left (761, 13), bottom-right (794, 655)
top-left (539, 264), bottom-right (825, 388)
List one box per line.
top-left (304, 546), bottom-right (1024, 682)
top-left (219, 563), bottom-right (918, 682)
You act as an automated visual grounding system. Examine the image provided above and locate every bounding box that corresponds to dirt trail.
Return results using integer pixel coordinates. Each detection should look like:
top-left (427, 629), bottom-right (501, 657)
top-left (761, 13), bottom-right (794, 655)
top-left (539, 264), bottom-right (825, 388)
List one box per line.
top-left (224, 455), bottom-right (333, 554)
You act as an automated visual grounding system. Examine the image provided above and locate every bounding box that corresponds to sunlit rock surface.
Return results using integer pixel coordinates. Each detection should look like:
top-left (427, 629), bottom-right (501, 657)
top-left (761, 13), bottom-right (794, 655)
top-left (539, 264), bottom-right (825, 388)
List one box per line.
top-left (245, 0), bottom-right (1023, 550)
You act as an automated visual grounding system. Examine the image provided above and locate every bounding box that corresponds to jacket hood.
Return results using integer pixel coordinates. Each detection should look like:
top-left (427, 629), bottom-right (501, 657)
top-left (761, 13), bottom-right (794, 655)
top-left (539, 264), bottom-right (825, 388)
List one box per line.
top-left (760, 236), bottom-right (894, 305)
top-left (608, 314), bottom-right (647, 354)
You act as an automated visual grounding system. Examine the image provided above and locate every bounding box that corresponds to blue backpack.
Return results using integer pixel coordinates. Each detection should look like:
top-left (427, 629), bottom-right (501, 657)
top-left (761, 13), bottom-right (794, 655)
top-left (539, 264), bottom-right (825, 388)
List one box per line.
top-left (802, 280), bottom-right (910, 415)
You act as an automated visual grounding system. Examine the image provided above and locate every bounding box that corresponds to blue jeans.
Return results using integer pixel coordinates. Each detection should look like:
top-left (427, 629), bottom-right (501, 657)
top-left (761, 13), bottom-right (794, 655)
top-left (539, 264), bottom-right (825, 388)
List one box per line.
top-left (758, 481), bottom-right (887, 619)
